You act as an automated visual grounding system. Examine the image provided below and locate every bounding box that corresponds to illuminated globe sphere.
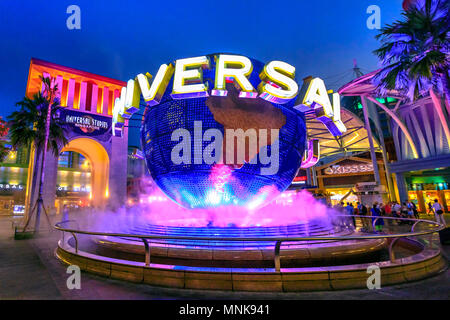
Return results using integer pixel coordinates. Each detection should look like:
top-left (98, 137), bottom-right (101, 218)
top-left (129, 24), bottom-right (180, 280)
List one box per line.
top-left (141, 54), bottom-right (306, 209)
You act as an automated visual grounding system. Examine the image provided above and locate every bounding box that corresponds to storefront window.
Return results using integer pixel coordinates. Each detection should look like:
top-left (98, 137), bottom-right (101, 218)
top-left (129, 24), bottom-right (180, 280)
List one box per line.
top-left (58, 151), bottom-right (91, 171)
top-left (329, 189), bottom-right (358, 206)
top-left (408, 191), bottom-right (418, 205)
top-left (445, 191), bottom-right (450, 208)
top-left (423, 191), bottom-right (439, 207)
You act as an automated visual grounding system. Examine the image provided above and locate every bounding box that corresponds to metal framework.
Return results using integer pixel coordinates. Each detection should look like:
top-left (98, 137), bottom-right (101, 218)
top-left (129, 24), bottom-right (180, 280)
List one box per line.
top-left (306, 107), bottom-right (381, 159)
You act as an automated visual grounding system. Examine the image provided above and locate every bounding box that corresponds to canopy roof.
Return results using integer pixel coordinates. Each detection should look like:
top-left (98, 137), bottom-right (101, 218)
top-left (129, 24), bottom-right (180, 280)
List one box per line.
top-left (338, 69), bottom-right (402, 98)
top-left (305, 107), bottom-right (380, 159)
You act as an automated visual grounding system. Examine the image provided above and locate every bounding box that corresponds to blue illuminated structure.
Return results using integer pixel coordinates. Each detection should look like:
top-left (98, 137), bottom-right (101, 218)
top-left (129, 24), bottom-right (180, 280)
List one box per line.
top-left (141, 54), bottom-right (306, 209)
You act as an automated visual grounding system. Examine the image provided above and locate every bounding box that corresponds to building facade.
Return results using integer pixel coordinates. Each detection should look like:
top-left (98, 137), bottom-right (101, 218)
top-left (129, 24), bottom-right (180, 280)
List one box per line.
top-left (22, 58), bottom-right (128, 217)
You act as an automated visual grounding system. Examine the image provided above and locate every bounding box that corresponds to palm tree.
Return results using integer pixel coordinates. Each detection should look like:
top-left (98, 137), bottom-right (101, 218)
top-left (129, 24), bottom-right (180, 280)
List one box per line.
top-left (372, 0), bottom-right (450, 143)
top-left (8, 76), bottom-right (68, 231)
top-left (0, 117), bottom-right (10, 162)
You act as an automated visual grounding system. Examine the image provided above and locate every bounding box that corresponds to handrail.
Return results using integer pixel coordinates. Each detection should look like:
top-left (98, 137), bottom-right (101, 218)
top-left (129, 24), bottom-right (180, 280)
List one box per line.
top-left (55, 216), bottom-right (443, 241)
top-left (55, 216), bottom-right (445, 272)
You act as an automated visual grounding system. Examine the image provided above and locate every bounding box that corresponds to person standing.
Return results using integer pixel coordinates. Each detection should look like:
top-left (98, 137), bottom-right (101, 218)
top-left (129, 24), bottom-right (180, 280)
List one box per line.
top-left (371, 203), bottom-right (384, 232)
top-left (412, 202), bottom-right (419, 219)
top-left (62, 204), bottom-right (69, 223)
top-left (406, 205), bottom-right (415, 224)
top-left (432, 199), bottom-right (446, 226)
top-left (357, 202), bottom-right (363, 214)
top-left (345, 202), bottom-right (355, 227)
top-left (384, 202), bottom-right (393, 226)
top-left (427, 202), bottom-right (434, 216)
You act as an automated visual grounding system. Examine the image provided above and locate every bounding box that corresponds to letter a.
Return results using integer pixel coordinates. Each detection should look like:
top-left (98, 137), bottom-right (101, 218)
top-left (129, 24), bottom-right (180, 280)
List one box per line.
top-left (66, 5), bottom-right (81, 30)
top-left (66, 265), bottom-right (81, 289)
top-left (366, 5), bottom-right (381, 30)
top-left (366, 265), bottom-right (381, 289)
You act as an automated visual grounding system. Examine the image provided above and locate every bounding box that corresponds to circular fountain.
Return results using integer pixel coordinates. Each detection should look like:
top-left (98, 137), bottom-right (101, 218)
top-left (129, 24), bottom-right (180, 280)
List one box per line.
top-left (55, 190), bottom-right (446, 291)
top-left (55, 53), bottom-right (447, 291)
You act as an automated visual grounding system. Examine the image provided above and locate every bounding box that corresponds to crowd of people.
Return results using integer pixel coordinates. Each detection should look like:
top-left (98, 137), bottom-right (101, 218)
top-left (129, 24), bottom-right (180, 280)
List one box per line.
top-left (332, 198), bottom-right (447, 232)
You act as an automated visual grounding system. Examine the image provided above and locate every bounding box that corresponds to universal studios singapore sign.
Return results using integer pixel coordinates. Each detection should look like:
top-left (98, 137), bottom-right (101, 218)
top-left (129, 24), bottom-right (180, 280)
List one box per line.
top-left (112, 54), bottom-right (347, 166)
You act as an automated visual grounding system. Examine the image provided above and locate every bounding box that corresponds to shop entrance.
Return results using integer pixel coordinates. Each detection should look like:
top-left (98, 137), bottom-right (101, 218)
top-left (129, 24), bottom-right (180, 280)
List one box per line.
top-left (55, 150), bottom-right (92, 214)
top-left (57, 138), bottom-right (109, 211)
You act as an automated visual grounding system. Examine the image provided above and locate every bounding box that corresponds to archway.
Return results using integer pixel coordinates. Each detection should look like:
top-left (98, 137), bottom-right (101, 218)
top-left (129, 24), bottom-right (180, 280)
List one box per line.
top-left (60, 138), bottom-right (110, 208)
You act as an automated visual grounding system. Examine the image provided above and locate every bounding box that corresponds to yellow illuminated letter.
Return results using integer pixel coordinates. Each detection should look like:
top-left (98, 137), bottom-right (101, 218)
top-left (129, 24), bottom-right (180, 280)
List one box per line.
top-left (296, 77), bottom-right (333, 116)
top-left (331, 92), bottom-right (347, 133)
top-left (171, 56), bottom-right (210, 99)
top-left (124, 79), bottom-right (141, 115)
top-left (137, 63), bottom-right (174, 106)
top-left (294, 78), bottom-right (347, 136)
top-left (112, 79), bottom-right (141, 137)
top-left (212, 54), bottom-right (257, 98)
top-left (258, 61), bottom-right (299, 104)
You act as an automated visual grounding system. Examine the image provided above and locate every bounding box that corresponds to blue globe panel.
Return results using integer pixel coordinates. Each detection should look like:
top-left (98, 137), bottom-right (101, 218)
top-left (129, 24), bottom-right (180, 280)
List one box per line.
top-left (141, 54), bottom-right (307, 209)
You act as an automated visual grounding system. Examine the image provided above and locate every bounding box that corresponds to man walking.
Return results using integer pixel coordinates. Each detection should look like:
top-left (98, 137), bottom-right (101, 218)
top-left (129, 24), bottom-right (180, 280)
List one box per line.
top-left (432, 199), bottom-right (446, 226)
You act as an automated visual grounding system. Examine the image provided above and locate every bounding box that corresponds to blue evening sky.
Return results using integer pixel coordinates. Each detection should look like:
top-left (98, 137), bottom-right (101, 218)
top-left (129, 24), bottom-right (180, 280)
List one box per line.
top-left (0, 0), bottom-right (404, 144)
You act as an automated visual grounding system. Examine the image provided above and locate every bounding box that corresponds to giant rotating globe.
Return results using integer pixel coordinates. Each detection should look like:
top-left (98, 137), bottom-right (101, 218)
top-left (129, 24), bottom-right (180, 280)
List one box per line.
top-left (141, 54), bottom-right (307, 209)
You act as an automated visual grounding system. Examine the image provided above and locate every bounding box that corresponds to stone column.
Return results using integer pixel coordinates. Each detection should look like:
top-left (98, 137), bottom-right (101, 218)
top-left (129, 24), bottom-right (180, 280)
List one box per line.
top-left (306, 168), bottom-right (312, 186)
top-left (417, 190), bottom-right (426, 213)
top-left (438, 190), bottom-right (448, 213)
top-left (27, 149), bottom-right (58, 216)
top-left (108, 125), bottom-right (129, 209)
top-left (41, 150), bottom-right (59, 215)
top-left (395, 172), bottom-right (408, 204)
top-left (360, 96), bottom-right (381, 185)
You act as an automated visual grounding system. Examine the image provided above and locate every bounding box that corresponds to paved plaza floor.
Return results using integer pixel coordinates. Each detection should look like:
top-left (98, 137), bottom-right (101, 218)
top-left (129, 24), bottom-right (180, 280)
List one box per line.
top-left (0, 214), bottom-right (449, 300)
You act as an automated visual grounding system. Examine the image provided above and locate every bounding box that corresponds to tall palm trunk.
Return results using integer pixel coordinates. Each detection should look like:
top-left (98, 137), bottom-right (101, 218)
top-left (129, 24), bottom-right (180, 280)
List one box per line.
top-left (429, 89), bottom-right (450, 147)
top-left (34, 101), bottom-right (53, 232)
top-left (22, 143), bottom-right (42, 231)
top-left (29, 144), bottom-right (42, 211)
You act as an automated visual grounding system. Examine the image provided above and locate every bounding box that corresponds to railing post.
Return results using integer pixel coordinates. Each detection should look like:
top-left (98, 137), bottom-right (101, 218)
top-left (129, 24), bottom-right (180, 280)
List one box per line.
top-left (71, 232), bottom-right (78, 254)
top-left (411, 220), bottom-right (420, 233)
top-left (274, 241), bottom-right (282, 272)
top-left (142, 238), bottom-right (150, 267)
top-left (389, 238), bottom-right (400, 262)
top-left (372, 217), bottom-right (379, 232)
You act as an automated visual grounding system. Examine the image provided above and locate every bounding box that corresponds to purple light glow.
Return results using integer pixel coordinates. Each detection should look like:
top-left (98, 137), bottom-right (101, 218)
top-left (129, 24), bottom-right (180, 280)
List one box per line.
top-left (124, 188), bottom-right (331, 228)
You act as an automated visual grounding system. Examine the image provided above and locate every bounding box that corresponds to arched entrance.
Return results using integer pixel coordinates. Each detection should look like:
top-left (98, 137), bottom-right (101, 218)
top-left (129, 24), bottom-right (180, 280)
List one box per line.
top-left (60, 138), bottom-right (110, 208)
top-left (23, 58), bottom-right (129, 221)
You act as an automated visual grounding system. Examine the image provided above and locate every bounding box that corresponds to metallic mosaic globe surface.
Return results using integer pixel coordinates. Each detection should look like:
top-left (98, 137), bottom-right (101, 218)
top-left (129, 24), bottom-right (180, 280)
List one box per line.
top-left (141, 55), bottom-right (306, 209)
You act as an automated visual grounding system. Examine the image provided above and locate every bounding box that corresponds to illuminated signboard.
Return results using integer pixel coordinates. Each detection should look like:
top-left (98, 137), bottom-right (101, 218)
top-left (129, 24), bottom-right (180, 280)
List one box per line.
top-left (112, 54), bottom-right (346, 139)
top-left (323, 163), bottom-right (374, 175)
top-left (292, 176), bottom-right (307, 185)
top-left (58, 109), bottom-right (111, 136)
top-left (0, 183), bottom-right (24, 191)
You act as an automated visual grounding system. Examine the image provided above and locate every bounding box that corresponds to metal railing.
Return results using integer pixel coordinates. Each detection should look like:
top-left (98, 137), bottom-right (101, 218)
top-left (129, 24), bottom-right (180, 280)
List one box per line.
top-left (54, 215), bottom-right (445, 272)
